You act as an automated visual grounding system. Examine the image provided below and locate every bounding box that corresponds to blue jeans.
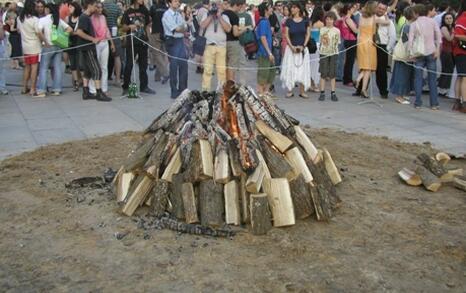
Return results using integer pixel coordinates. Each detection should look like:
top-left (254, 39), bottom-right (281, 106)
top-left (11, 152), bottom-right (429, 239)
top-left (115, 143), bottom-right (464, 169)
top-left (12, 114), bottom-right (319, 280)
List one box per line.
top-left (414, 54), bottom-right (439, 107)
top-left (0, 45), bottom-right (6, 91)
top-left (37, 46), bottom-right (63, 94)
top-left (165, 37), bottom-right (188, 98)
top-left (336, 41), bottom-right (345, 80)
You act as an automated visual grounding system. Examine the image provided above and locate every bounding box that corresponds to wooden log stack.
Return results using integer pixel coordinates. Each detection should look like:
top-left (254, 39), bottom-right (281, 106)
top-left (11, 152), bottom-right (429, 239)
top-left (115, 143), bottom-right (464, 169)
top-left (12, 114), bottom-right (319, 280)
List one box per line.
top-left (113, 83), bottom-right (342, 235)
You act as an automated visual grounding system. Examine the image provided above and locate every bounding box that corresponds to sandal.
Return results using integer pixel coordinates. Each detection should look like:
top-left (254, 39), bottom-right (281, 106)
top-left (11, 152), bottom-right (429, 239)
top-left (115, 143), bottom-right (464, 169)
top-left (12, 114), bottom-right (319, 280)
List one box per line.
top-left (299, 93), bottom-right (309, 99)
top-left (361, 90), bottom-right (369, 99)
top-left (396, 97), bottom-right (410, 104)
top-left (286, 92), bottom-right (294, 98)
top-left (21, 88), bottom-right (31, 95)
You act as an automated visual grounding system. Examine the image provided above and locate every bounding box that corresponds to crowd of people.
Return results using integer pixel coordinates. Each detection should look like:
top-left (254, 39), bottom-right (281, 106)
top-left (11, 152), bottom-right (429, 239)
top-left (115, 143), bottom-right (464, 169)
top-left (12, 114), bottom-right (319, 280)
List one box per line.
top-left (0, 0), bottom-right (465, 112)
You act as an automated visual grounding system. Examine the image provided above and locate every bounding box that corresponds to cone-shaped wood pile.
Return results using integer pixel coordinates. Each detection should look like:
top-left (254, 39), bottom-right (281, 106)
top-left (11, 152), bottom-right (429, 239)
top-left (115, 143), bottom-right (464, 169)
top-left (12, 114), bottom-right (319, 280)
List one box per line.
top-left (113, 81), bottom-right (342, 235)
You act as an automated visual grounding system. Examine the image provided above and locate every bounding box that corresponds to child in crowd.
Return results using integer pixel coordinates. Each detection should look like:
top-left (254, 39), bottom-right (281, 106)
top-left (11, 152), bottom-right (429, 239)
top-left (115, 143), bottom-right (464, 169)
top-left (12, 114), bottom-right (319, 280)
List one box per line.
top-left (318, 11), bottom-right (340, 101)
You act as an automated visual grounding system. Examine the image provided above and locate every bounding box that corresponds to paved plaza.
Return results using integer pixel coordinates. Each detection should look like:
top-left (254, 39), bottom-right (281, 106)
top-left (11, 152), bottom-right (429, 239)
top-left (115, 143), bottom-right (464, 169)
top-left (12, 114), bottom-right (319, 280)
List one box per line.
top-left (0, 64), bottom-right (464, 160)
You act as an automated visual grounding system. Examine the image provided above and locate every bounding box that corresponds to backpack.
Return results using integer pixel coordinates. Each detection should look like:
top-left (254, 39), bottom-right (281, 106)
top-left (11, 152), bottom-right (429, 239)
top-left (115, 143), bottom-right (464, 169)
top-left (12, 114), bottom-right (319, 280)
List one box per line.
top-left (243, 18), bottom-right (266, 55)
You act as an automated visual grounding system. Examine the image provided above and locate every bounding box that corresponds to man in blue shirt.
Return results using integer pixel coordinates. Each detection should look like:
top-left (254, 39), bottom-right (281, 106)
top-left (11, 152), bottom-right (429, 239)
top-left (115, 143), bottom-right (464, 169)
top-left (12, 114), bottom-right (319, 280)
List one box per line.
top-left (256, 2), bottom-right (275, 95)
top-left (162, 0), bottom-right (188, 99)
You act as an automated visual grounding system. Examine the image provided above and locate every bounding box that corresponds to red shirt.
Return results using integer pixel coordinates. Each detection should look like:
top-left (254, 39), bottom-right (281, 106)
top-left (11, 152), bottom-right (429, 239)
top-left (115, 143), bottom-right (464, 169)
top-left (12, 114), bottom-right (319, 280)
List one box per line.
top-left (59, 4), bottom-right (70, 20)
top-left (453, 12), bottom-right (466, 56)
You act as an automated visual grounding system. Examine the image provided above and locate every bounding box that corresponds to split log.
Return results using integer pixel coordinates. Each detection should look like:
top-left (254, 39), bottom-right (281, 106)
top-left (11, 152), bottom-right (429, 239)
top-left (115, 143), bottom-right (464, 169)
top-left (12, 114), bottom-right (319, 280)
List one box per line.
top-left (227, 140), bottom-right (244, 177)
top-left (417, 153), bottom-right (448, 179)
top-left (435, 152), bottom-right (451, 166)
top-left (199, 180), bottom-right (224, 227)
top-left (185, 140), bottom-right (214, 182)
top-left (398, 167), bottom-right (422, 186)
top-left (289, 174), bottom-right (314, 219)
top-left (115, 170), bottom-right (135, 202)
top-left (453, 177), bottom-right (466, 191)
top-left (255, 120), bottom-right (293, 153)
top-left (224, 180), bottom-right (241, 225)
top-left (440, 168), bottom-right (464, 182)
top-left (250, 193), bottom-right (272, 235)
top-left (285, 147), bottom-right (313, 183)
top-left (415, 165), bottom-right (442, 192)
top-left (181, 182), bottom-right (199, 223)
top-left (263, 178), bottom-right (295, 227)
top-left (258, 137), bottom-right (295, 181)
top-left (240, 174), bottom-right (250, 224)
top-left (161, 147), bottom-right (182, 182)
top-left (255, 149), bottom-right (271, 179)
top-left (199, 139), bottom-right (214, 178)
top-left (307, 153), bottom-right (340, 210)
top-left (123, 137), bottom-right (155, 172)
top-left (246, 164), bottom-right (265, 193)
top-left (309, 183), bottom-right (333, 221)
top-left (214, 148), bottom-right (230, 184)
top-left (169, 173), bottom-right (185, 219)
top-left (151, 179), bottom-right (171, 217)
top-left (144, 132), bottom-right (169, 176)
top-left (322, 148), bottom-right (342, 185)
top-left (293, 125), bottom-right (318, 161)
top-left (122, 175), bottom-right (156, 216)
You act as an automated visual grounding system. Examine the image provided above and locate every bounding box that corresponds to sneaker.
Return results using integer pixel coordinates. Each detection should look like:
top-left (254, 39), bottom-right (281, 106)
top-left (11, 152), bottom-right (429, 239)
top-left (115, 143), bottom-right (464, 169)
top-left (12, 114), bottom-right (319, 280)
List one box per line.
top-left (141, 87), bottom-right (156, 94)
top-left (161, 76), bottom-right (169, 84)
top-left (318, 93), bottom-right (325, 101)
top-left (32, 92), bottom-right (46, 98)
top-left (431, 106), bottom-right (439, 110)
top-left (96, 91), bottom-right (112, 102)
top-left (331, 92), bottom-right (338, 101)
top-left (50, 91), bottom-right (61, 96)
top-left (82, 87), bottom-right (95, 100)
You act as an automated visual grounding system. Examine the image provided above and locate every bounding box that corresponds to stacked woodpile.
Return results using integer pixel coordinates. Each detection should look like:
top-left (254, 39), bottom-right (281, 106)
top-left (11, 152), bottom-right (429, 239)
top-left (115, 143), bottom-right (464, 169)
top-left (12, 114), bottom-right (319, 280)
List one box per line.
top-left (113, 82), bottom-right (342, 235)
top-left (398, 152), bottom-right (466, 192)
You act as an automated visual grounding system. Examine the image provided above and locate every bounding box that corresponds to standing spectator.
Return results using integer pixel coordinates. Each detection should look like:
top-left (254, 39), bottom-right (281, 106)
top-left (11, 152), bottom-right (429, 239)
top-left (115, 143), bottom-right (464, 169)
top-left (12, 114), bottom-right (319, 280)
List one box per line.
top-left (17, 0), bottom-right (43, 96)
top-left (149, 0), bottom-right (169, 82)
top-left (374, 2), bottom-right (396, 99)
top-left (237, 0), bottom-right (253, 84)
top-left (162, 0), bottom-right (188, 98)
top-left (354, 1), bottom-right (387, 99)
top-left (433, 1), bottom-right (449, 27)
top-left (453, 0), bottom-right (466, 112)
top-left (0, 17), bottom-right (8, 95)
top-left (309, 5), bottom-right (324, 92)
top-left (122, 0), bottom-right (155, 95)
top-left (103, 0), bottom-right (122, 86)
top-left (389, 6), bottom-right (414, 105)
top-left (198, 0), bottom-right (231, 91)
top-left (394, 0), bottom-right (410, 38)
top-left (340, 3), bottom-right (358, 87)
top-left (279, 3), bottom-right (290, 55)
top-left (88, 2), bottom-right (116, 97)
top-left (35, 3), bottom-right (72, 98)
top-left (318, 11), bottom-right (340, 101)
top-left (223, 0), bottom-right (246, 82)
top-left (407, 4), bottom-right (442, 109)
top-left (35, 0), bottom-right (45, 18)
top-left (256, 1), bottom-right (275, 95)
top-left (67, 2), bottom-right (81, 91)
top-left (5, 3), bottom-right (21, 70)
top-left (280, 2), bottom-right (311, 98)
top-left (269, 1), bottom-right (281, 80)
top-left (194, 0), bottom-right (209, 74)
top-left (59, 0), bottom-right (72, 20)
top-left (75, 0), bottom-right (111, 102)
top-left (438, 12), bottom-right (455, 96)
top-left (183, 4), bottom-right (195, 58)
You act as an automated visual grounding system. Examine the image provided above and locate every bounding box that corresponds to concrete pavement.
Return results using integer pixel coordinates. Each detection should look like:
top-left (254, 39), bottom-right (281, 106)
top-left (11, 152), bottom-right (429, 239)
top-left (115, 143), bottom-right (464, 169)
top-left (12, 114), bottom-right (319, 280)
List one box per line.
top-left (0, 64), bottom-right (464, 160)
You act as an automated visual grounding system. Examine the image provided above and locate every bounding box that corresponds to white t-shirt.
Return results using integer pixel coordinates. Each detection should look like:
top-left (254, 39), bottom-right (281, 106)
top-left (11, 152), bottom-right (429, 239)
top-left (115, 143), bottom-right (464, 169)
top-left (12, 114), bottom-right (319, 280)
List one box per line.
top-left (201, 13), bottom-right (230, 47)
top-left (38, 14), bottom-right (70, 46)
top-left (17, 16), bottom-right (42, 55)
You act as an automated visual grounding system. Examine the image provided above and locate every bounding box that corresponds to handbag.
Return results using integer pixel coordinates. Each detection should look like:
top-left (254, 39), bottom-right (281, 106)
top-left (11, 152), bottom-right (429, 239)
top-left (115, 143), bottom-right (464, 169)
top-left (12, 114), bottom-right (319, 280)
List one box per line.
top-left (392, 25), bottom-right (408, 61)
top-left (192, 28), bottom-right (207, 56)
top-left (51, 25), bottom-right (69, 49)
top-left (409, 22), bottom-right (425, 57)
top-left (307, 38), bottom-right (317, 54)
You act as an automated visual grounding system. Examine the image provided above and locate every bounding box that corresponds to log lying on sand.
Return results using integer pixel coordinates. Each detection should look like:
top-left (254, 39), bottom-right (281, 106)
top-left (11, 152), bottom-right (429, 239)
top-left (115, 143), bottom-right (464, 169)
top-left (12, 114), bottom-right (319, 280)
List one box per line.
top-left (417, 153), bottom-right (448, 179)
top-left (250, 193), bottom-right (272, 235)
top-left (435, 152), bottom-right (451, 166)
top-left (398, 167), bottom-right (422, 186)
top-left (263, 178), bottom-right (295, 227)
top-left (115, 168), bottom-right (135, 202)
top-left (199, 180), bottom-right (224, 227)
top-left (415, 165), bottom-right (442, 192)
top-left (453, 177), bottom-right (466, 191)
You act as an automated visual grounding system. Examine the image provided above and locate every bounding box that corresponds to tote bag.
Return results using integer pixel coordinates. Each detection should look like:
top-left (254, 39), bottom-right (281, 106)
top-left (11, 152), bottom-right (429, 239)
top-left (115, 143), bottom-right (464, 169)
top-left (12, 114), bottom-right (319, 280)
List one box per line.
top-left (51, 25), bottom-right (69, 49)
top-left (409, 22), bottom-right (425, 57)
top-left (192, 29), bottom-right (207, 56)
top-left (392, 25), bottom-right (408, 61)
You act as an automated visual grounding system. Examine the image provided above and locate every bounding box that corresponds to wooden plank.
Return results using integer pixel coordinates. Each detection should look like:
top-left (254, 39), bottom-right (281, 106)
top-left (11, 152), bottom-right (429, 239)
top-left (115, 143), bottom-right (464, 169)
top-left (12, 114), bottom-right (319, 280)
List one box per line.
top-left (224, 180), bottom-right (241, 225)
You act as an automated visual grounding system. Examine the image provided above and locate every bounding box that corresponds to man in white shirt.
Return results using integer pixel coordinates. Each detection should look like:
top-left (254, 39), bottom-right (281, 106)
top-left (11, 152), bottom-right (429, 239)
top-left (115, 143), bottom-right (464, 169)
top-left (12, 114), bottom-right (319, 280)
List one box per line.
top-left (433, 2), bottom-right (449, 27)
top-left (375, 2), bottom-right (396, 99)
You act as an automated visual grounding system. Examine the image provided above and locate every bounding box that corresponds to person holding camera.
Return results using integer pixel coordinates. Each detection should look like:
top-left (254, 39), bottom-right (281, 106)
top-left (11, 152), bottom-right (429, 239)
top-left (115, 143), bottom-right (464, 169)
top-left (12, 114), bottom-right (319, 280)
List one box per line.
top-left (280, 2), bottom-right (311, 98)
top-left (199, 0), bottom-right (231, 91)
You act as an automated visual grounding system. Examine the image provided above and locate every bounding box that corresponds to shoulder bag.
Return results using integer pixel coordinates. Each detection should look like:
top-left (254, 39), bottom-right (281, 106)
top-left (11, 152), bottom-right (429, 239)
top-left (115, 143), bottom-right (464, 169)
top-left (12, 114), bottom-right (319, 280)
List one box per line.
top-left (392, 24), bottom-right (408, 61)
top-left (51, 24), bottom-right (70, 49)
top-left (409, 21), bottom-right (425, 57)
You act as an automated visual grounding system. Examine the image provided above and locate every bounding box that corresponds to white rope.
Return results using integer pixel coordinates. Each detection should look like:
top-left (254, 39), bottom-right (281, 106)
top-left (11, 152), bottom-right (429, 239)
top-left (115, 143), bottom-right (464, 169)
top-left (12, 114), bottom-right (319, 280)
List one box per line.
top-left (133, 34), bottom-right (366, 71)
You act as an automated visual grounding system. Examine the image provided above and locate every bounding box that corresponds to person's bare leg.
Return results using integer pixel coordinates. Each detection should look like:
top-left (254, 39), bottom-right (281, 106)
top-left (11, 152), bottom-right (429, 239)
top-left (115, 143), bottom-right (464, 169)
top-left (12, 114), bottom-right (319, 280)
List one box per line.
top-left (114, 56), bottom-right (121, 84)
top-left (330, 78), bottom-right (336, 92)
top-left (455, 77), bottom-right (461, 100)
top-left (22, 65), bottom-right (31, 93)
top-left (30, 64), bottom-right (39, 94)
top-left (461, 76), bottom-right (466, 103)
top-left (361, 70), bottom-right (370, 95)
top-left (320, 78), bottom-right (326, 91)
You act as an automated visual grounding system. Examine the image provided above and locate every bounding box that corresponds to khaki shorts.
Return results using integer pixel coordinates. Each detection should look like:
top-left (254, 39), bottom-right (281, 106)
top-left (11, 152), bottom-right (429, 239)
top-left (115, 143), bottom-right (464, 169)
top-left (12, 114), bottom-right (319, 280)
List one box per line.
top-left (226, 41), bottom-right (242, 68)
top-left (257, 56), bottom-right (276, 85)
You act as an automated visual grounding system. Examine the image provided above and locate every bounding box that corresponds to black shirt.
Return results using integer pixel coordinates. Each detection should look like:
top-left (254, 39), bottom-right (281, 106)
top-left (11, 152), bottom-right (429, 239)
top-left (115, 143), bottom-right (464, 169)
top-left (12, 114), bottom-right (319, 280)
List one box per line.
top-left (222, 10), bottom-right (239, 41)
top-left (122, 6), bottom-right (151, 45)
top-left (77, 13), bottom-right (95, 51)
top-left (269, 12), bottom-right (280, 34)
top-left (150, 3), bottom-right (167, 34)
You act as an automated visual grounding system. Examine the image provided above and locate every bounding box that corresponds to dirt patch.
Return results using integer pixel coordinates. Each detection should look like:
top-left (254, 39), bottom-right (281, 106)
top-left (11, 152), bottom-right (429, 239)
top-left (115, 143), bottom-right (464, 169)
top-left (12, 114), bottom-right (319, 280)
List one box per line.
top-left (0, 129), bottom-right (465, 292)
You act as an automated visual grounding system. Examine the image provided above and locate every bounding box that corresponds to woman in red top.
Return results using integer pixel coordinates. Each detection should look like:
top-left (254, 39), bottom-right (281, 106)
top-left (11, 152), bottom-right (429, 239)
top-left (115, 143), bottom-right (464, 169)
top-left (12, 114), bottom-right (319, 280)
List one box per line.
top-left (453, 0), bottom-right (466, 112)
top-left (438, 12), bottom-right (455, 96)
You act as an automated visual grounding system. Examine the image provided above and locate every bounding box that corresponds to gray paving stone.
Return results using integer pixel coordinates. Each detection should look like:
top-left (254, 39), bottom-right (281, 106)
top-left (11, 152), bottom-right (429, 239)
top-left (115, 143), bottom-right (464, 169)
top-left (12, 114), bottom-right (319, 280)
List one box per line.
top-left (32, 127), bottom-right (86, 145)
top-left (0, 125), bottom-right (35, 144)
